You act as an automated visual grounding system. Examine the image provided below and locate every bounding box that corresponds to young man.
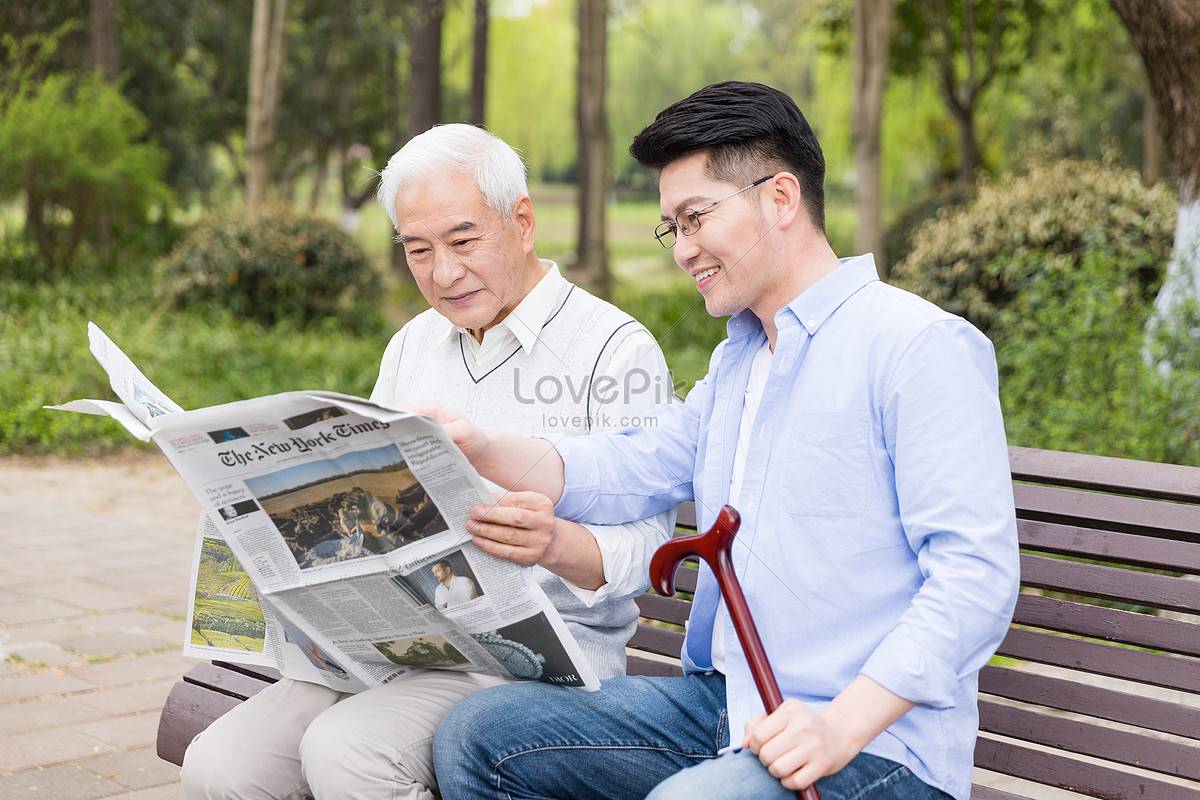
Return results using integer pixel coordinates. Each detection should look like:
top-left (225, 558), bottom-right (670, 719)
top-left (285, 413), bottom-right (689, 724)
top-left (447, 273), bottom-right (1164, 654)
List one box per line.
top-left (428, 82), bottom-right (1020, 800)
top-left (179, 124), bottom-right (674, 800)
top-left (431, 559), bottom-right (478, 610)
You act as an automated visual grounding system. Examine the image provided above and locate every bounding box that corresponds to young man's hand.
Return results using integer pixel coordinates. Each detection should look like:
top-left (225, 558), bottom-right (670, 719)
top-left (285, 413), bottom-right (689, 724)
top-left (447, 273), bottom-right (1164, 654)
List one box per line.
top-left (742, 699), bottom-right (855, 791)
top-left (742, 675), bottom-right (916, 791)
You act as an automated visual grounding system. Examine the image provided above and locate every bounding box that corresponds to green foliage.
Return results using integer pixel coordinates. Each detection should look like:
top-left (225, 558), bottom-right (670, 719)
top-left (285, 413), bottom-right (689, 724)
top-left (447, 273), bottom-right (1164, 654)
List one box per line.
top-left (614, 281), bottom-right (728, 396)
top-left (0, 38), bottom-right (170, 268)
top-left (993, 250), bottom-right (1199, 465)
top-left (0, 264), bottom-right (389, 457)
top-left (158, 206), bottom-right (384, 330)
top-left (891, 158), bottom-right (1177, 336)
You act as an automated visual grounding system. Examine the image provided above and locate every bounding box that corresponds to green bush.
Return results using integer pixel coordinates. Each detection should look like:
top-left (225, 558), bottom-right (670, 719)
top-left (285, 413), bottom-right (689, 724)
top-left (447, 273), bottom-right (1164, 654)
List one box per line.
top-left (158, 206), bottom-right (383, 330)
top-left (993, 249), bottom-right (1198, 464)
top-left (0, 69), bottom-right (170, 269)
top-left (614, 281), bottom-right (728, 396)
top-left (891, 159), bottom-right (1177, 336)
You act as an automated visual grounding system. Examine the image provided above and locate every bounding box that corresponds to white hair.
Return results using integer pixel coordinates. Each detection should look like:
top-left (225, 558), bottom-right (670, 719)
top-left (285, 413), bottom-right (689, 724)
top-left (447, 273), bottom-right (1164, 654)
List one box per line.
top-left (375, 124), bottom-right (529, 231)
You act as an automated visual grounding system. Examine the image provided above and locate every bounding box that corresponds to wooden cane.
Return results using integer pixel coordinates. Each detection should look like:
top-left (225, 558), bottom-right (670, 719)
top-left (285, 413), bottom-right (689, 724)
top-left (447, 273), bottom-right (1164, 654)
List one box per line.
top-left (650, 505), bottom-right (820, 800)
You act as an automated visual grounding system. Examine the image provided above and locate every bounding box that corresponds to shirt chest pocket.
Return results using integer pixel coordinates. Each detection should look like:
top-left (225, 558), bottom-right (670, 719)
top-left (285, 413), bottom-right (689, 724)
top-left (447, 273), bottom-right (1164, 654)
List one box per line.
top-left (780, 411), bottom-right (869, 518)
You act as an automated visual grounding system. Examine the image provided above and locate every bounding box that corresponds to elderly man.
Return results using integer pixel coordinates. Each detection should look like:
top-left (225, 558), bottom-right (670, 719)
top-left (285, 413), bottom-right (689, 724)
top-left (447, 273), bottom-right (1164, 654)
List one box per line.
top-left (430, 82), bottom-right (1020, 800)
top-left (180, 123), bottom-right (674, 800)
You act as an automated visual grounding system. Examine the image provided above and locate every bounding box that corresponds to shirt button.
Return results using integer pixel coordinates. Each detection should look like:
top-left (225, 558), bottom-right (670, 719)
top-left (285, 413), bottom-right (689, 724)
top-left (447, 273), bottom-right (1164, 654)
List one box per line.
top-left (807, 319), bottom-right (816, 327)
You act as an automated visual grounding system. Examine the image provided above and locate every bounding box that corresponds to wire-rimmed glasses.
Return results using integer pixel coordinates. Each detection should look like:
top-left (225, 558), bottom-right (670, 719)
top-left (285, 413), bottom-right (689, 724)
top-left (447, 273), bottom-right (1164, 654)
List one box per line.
top-left (653, 175), bottom-right (773, 248)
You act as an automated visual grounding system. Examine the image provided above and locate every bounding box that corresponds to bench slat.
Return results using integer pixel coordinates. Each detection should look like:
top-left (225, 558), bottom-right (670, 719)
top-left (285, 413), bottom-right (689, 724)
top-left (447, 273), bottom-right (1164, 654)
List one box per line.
top-left (970, 785), bottom-right (1044, 800)
top-left (996, 627), bottom-right (1200, 694)
top-left (979, 664), bottom-right (1200, 739)
top-left (635, 593), bottom-right (692, 626)
top-left (628, 624), bottom-right (686, 659)
top-left (1014, 483), bottom-right (1200, 541)
top-left (627, 655), bottom-right (684, 678)
top-left (1018, 519), bottom-right (1200, 574)
top-left (974, 736), bottom-right (1200, 799)
top-left (1018, 553), bottom-right (1200, 616)
top-left (183, 661), bottom-right (279, 701)
top-left (1012, 593), bottom-right (1200, 658)
top-left (978, 700), bottom-right (1200, 781)
top-left (1009, 446), bottom-right (1200, 504)
top-left (157, 679), bottom-right (244, 766)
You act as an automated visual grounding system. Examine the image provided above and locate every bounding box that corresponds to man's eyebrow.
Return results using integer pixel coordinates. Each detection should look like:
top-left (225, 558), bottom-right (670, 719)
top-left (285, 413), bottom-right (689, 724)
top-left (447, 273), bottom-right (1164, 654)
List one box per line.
top-left (664, 195), bottom-right (708, 220)
top-left (397, 220), bottom-right (479, 245)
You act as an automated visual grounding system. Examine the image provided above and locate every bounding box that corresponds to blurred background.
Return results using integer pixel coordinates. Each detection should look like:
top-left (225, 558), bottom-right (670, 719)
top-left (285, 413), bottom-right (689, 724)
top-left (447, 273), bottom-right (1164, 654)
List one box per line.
top-left (1, 0), bottom-right (1197, 465)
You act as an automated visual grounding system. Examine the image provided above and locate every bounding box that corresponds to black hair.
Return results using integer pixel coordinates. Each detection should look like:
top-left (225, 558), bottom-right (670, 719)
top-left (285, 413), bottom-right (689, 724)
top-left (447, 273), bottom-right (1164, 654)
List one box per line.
top-left (629, 81), bottom-right (826, 233)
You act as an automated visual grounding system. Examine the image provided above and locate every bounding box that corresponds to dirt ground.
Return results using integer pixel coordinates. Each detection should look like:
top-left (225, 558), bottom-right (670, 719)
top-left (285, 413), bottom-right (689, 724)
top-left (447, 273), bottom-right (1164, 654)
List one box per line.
top-left (0, 450), bottom-right (203, 537)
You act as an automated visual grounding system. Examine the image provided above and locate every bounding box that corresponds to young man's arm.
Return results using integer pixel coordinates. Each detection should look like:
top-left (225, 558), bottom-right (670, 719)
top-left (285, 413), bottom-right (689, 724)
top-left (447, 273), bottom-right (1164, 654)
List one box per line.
top-left (411, 404), bottom-right (567, 501)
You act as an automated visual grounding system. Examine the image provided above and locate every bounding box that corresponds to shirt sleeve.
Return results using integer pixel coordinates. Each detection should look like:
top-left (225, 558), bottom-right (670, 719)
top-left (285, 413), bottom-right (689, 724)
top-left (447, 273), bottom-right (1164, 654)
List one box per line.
top-left (859, 319), bottom-right (1020, 708)
top-left (555, 326), bottom-right (679, 606)
top-left (554, 341), bottom-right (719, 526)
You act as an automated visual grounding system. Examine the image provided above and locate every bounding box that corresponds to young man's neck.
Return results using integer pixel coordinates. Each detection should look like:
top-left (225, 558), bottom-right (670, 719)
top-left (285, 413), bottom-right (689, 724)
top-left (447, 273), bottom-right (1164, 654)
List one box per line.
top-left (756, 238), bottom-right (841, 350)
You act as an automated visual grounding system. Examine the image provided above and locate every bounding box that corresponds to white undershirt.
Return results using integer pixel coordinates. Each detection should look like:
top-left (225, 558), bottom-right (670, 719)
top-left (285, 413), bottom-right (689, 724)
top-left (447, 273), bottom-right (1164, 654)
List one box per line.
top-left (711, 338), bottom-right (773, 673)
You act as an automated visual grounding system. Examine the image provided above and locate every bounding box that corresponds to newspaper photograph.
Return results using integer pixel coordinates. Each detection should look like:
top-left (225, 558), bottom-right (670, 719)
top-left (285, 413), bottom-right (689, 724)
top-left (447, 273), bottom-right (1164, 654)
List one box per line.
top-left (50, 323), bottom-right (601, 692)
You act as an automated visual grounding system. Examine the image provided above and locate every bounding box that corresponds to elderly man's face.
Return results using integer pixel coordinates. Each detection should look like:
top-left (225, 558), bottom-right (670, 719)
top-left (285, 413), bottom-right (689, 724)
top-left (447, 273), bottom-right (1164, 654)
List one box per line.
top-left (394, 172), bottom-right (540, 338)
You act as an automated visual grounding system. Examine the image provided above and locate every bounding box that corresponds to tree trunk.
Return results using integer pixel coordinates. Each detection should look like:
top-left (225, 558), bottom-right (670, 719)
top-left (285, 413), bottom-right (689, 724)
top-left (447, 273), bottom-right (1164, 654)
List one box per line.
top-left (469, 0), bottom-right (488, 126)
top-left (391, 0), bottom-right (444, 277)
top-left (953, 100), bottom-right (981, 186)
top-left (1143, 91), bottom-right (1162, 187)
top-left (1108, 0), bottom-right (1200, 337)
top-left (407, 0), bottom-right (444, 139)
top-left (575, 0), bottom-right (611, 298)
top-left (246, 0), bottom-right (289, 208)
top-left (90, 0), bottom-right (118, 83)
top-left (852, 0), bottom-right (892, 272)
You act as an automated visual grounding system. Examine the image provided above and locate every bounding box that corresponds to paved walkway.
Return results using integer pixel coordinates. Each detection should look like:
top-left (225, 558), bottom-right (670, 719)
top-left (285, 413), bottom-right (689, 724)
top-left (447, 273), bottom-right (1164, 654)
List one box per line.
top-left (0, 454), bottom-right (198, 800)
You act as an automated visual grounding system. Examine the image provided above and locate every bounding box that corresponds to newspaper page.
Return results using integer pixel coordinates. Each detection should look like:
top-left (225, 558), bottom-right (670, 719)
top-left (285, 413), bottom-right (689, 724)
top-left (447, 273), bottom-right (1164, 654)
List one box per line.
top-left (51, 323), bottom-right (600, 692)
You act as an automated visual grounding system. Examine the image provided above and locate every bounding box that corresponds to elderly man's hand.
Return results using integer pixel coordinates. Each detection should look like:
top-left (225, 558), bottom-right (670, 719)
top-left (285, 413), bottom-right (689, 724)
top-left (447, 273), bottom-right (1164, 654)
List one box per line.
top-left (407, 403), bottom-right (490, 464)
top-left (467, 491), bottom-right (558, 568)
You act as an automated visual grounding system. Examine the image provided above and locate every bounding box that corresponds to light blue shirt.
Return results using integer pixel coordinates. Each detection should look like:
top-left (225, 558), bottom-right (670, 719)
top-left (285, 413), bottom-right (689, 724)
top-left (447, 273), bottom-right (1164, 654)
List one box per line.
top-left (555, 255), bottom-right (1019, 800)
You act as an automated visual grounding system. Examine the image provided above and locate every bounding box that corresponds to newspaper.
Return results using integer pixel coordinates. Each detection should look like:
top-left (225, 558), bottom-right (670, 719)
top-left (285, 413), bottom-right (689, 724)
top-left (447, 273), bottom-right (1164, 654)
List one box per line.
top-left (50, 323), bottom-right (600, 692)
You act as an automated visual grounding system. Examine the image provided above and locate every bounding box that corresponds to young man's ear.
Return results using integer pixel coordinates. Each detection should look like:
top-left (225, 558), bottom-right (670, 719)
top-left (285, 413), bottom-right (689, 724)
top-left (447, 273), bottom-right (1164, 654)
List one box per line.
top-left (767, 173), bottom-right (804, 231)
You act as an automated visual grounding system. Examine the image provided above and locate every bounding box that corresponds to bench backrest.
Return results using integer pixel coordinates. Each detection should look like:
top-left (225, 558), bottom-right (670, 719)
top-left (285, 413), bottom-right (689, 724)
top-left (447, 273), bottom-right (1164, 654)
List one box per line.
top-left (628, 446), bottom-right (1200, 799)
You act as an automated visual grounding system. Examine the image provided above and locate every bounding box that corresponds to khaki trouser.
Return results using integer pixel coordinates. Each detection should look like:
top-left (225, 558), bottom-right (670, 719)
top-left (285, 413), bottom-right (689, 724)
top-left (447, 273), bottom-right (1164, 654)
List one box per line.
top-left (180, 670), bottom-right (509, 800)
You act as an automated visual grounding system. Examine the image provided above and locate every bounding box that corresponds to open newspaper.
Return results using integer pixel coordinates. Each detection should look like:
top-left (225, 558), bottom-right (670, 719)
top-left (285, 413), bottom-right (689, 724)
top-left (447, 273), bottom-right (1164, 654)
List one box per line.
top-left (50, 323), bottom-right (600, 692)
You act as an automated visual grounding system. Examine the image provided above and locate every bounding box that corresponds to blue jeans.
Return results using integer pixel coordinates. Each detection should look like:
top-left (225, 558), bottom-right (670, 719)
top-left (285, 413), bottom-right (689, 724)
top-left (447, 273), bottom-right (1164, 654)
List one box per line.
top-left (647, 748), bottom-right (951, 800)
top-left (433, 672), bottom-right (951, 800)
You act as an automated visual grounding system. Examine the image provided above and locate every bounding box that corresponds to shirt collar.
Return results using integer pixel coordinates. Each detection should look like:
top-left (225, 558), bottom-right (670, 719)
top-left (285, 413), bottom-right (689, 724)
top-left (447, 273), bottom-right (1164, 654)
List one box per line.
top-left (429, 260), bottom-right (566, 354)
top-left (726, 253), bottom-right (880, 339)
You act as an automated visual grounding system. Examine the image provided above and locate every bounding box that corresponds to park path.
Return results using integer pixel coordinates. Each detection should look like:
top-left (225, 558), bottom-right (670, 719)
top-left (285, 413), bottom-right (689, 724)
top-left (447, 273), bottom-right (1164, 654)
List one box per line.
top-left (0, 452), bottom-right (198, 799)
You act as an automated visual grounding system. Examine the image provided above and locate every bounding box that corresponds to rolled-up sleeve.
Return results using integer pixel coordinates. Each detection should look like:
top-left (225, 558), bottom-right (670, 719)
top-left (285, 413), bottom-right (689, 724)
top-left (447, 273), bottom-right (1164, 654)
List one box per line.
top-left (860, 319), bottom-right (1020, 708)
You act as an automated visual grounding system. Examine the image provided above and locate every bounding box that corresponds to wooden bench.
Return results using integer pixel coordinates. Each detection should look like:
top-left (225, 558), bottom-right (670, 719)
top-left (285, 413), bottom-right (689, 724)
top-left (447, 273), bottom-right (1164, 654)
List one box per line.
top-left (158, 445), bottom-right (1200, 799)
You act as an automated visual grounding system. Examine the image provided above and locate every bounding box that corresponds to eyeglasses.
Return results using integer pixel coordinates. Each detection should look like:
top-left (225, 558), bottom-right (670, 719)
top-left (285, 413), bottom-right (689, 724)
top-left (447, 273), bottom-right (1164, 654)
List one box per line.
top-left (653, 175), bottom-right (773, 248)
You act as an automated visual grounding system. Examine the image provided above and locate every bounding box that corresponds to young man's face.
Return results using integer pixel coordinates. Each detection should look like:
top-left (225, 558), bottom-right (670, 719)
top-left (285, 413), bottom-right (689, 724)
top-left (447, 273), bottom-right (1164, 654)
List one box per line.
top-left (394, 172), bottom-right (540, 336)
top-left (431, 563), bottom-right (449, 582)
top-left (658, 153), bottom-right (775, 320)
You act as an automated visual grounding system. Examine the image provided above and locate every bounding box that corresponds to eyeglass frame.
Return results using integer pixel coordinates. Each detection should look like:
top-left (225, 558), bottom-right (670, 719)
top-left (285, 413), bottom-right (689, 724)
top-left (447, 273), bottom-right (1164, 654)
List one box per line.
top-left (653, 175), bottom-right (774, 248)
